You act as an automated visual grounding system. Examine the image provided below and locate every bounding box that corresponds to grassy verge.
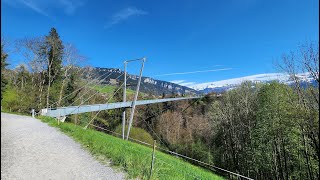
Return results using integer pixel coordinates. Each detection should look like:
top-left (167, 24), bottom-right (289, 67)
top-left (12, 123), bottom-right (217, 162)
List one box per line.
top-left (1, 109), bottom-right (30, 116)
top-left (38, 116), bottom-right (224, 180)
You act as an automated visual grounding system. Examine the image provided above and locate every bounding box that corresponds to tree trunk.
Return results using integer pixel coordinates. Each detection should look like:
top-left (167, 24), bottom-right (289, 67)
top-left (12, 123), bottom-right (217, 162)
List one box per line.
top-left (46, 54), bottom-right (53, 109)
top-left (57, 72), bottom-right (68, 107)
top-left (302, 131), bottom-right (314, 180)
top-left (38, 75), bottom-right (45, 109)
top-left (281, 137), bottom-right (289, 180)
top-left (46, 70), bottom-right (51, 108)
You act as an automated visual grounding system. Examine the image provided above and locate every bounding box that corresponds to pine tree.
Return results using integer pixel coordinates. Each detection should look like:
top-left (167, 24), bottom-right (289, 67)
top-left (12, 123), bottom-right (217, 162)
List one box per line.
top-left (41, 28), bottom-right (64, 108)
top-left (45, 27), bottom-right (64, 84)
top-left (64, 71), bottom-right (77, 105)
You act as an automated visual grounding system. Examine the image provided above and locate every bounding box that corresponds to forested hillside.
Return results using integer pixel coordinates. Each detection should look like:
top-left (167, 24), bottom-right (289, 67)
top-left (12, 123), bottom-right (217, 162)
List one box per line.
top-left (1, 28), bottom-right (319, 179)
top-left (90, 67), bottom-right (200, 96)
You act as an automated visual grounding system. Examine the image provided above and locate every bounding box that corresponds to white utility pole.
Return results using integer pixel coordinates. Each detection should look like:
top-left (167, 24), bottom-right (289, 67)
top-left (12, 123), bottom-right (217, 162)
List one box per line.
top-left (126, 57), bottom-right (146, 140)
top-left (122, 61), bottom-right (127, 139)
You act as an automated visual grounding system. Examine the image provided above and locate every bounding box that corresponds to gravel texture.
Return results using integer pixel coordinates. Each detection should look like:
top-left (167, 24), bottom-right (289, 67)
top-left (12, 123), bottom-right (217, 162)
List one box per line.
top-left (1, 113), bottom-right (125, 180)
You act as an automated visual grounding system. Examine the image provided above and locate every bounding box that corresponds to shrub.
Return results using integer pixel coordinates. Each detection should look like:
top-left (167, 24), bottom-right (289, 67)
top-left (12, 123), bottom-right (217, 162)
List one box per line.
top-left (115, 125), bottom-right (154, 145)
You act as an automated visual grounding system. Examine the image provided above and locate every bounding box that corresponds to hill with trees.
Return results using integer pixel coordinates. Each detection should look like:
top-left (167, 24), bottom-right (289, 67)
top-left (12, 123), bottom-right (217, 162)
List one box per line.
top-left (1, 28), bottom-right (318, 179)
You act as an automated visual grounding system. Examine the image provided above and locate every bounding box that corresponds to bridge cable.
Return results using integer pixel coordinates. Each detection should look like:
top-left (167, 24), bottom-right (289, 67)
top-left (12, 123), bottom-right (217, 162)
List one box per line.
top-left (65, 72), bottom-right (125, 116)
top-left (83, 81), bottom-right (125, 129)
top-left (73, 109), bottom-right (252, 179)
top-left (75, 118), bottom-right (154, 156)
top-left (50, 72), bottom-right (252, 180)
top-left (135, 105), bottom-right (174, 147)
top-left (67, 69), bottom-right (122, 107)
top-left (76, 117), bottom-right (204, 179)
top-left (136, 97), bottom-right (202, 148)
top-left (50, 65), bottom-right (121, 108)
top-left (155, 158), bottom-right (202, 179)
top-left (157, 146), bottom-right (253, 179)
top-left (50, 66), bottom-right (115, 107)
top-left (75, 119), bottom-right (154, 160)
top-left (134, 97), bottom-right (253, 179)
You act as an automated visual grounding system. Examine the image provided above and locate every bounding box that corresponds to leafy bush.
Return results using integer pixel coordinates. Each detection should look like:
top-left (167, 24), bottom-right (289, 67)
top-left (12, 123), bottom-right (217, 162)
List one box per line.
top-left (1, 87), bottom-right (19, 111)
top-left (170, 141), bottom-right (213, 165)
top-left (115, 125), bottom-right (154, 145)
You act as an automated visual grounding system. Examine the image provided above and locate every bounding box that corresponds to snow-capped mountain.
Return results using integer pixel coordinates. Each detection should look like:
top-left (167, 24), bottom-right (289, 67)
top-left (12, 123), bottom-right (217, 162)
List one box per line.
top-left (188, 73), bottom-right (317, 94)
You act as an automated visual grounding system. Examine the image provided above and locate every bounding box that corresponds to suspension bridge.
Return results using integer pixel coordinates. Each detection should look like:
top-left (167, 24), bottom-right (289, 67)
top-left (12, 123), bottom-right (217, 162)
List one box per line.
top-left (40, 97), bottom-right (199, 118)
top-left (40, 57), bottom-right (201, 140)
top-left (37, 58), bottom-right (253, 180)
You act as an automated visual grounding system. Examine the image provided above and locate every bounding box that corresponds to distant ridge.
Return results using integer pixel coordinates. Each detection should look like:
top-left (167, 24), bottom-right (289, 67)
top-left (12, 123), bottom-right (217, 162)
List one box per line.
top-left (190, 73), bottom-right (318, 94)
top-left (89, 67), bottom-right (200, 96)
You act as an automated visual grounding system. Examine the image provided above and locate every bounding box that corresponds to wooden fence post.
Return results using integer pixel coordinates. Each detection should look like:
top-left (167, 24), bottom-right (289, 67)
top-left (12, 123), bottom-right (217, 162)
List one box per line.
top-left (58, 110), bottom-right (60, 125)
top-left (149, 140), bottom-right (156, 180)
top-left (32, 109), bottom-right (35, 118)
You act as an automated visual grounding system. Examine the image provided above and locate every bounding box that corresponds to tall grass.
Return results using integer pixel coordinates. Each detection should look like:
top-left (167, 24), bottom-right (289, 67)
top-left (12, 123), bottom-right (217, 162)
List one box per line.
top-left (38, 116), bottom-right (224, 180)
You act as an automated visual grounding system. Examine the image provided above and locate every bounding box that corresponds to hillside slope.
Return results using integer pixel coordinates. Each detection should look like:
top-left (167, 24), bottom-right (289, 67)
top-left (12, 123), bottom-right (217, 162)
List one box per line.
top-left (39, 116), bottom-right (224, 180)
top-left (88, 67), bottom-right (200, 96)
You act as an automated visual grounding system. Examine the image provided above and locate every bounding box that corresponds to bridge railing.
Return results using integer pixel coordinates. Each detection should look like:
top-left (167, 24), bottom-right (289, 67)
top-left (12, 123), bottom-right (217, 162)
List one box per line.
top-left (40, 97), bottom-right (200, 117)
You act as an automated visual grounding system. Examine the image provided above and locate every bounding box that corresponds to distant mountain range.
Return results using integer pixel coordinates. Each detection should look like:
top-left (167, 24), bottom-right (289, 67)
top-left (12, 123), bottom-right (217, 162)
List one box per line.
top-left (190, 73), bottom-right (318, 94)
top-left (89, 67), bottom-right (200, 96)
top-left (87, 68), bottom-right (318, 96)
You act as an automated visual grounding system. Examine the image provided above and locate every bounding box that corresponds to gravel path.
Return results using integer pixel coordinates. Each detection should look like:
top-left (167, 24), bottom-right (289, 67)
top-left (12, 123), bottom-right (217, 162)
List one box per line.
top-left (1, 113), bottom-right (125, 180)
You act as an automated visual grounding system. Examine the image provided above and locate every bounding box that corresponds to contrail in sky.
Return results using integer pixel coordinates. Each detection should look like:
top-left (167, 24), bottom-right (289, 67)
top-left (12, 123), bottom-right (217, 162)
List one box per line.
top-left (154, 68), bottom-right (232, 77)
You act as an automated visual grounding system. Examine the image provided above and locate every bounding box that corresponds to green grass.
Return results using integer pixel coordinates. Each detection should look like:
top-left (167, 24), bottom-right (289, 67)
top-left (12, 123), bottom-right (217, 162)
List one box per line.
top-left (38, 116), bottom-right (224, 180)
top-left (93, 85), bottom-right (150, 101)
top-left (1, 108), bottom-right (29, 116)
top-left (93, 85), bottom-right (136, 95)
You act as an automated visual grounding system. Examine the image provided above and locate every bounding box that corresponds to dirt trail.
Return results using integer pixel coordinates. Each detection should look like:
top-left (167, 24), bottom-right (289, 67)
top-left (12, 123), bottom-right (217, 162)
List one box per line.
top-left (1, 113), bottom-right (125, 180)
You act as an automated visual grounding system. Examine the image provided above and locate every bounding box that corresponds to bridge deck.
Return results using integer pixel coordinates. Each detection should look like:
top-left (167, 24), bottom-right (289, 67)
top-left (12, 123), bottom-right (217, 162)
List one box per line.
top-left (41, 97), bottom-right (200, 117)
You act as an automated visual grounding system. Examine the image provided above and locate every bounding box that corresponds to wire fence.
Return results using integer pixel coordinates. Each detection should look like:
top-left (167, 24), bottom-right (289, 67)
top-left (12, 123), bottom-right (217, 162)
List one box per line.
top-left (38, 109), bottom-right (254, 180)
top-left (74, 118), bottom-right (209, 179)
top-left (33, 61), bottom-right (254, 179)
top-left (34, 96), bottom-right (254, 179)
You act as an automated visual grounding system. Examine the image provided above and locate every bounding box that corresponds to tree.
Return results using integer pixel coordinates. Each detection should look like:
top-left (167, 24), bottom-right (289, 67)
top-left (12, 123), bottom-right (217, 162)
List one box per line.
top-left (41, 28), bottom-right (64, 108)
top-left (13, 64), bottom-right (35, 112)
top-left (276, 41), bottom-right (319, 179)
top-left (64, 70), bottom-right (78, 105)
top-left (44, 28), bottom-right (64, 84)
top-left (276, 41), bottom-right (319, 106)
top-left (15, 64), bottom-right (29, 90)
top-left (1, 45), bottom-right (8, 101)
top-left (207, 82), bottom-right (259, 176)
top-left (57, 43), bottom-right (85, 107)
top-left (253, 82), bottom-right (320, 179)
top-left (15, 37), bottom-right (48, 109)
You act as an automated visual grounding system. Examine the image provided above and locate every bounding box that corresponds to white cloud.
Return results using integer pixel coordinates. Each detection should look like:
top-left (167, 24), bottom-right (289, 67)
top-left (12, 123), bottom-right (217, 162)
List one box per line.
top-left (58, 0), bottom-right (85, 15)
top-left (105, 7), bottom-right (147, 28)
top-left (179, 82), bottom-right (196, 86)
top-left (154, 68), bottom-right (233, 77)
top-left (3, 0), bottom-right (85, 17)
top-left (169, 80), bottom-right (196, 87)
top-left (20, 0), bottom-right (50, 17)
top-left (170, 80), bottom-right (186, 84)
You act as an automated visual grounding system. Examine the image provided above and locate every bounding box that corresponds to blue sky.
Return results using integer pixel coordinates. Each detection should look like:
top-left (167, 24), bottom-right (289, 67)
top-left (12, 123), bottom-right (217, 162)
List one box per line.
top-left (1, 0), bottom-right (319, 87)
